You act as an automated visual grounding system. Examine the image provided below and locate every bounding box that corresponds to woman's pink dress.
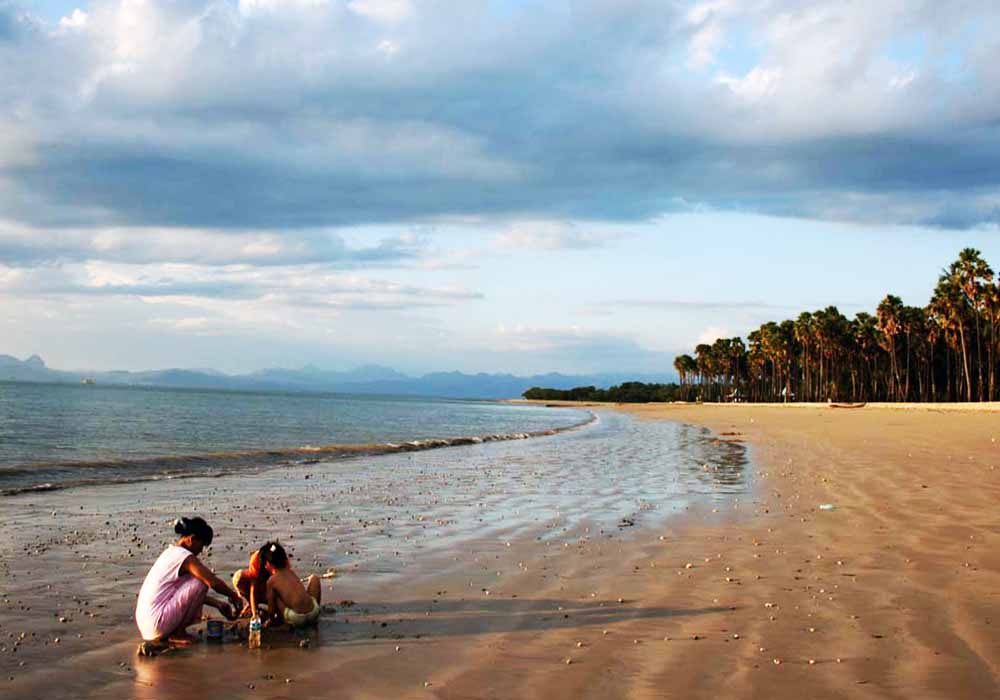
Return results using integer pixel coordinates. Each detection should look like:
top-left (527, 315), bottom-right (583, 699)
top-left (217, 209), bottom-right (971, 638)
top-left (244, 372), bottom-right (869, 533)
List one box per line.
top-left (135, 545), bottom-right (207, 640)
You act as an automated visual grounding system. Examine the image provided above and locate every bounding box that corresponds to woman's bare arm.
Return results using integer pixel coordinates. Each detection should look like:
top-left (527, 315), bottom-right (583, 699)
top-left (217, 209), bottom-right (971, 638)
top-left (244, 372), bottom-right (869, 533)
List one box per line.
top-left (183, 556), bottom-right (242, 611)
top-left (203, 596), bottom-right (235, 619)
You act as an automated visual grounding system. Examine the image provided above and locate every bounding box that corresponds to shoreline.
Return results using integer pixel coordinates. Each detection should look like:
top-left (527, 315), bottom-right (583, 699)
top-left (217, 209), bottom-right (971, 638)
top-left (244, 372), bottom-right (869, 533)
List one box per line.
top-left (511, 398), bottom-right (1000, 412)
top-left (3, 404), bottom-right (998, 698)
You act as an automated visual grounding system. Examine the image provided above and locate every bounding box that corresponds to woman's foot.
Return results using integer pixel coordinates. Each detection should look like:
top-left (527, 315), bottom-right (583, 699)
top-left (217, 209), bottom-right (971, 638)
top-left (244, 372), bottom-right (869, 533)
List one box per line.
top-left (166, 632), bottom-right (198, 647)
top-left (137, 640), bottom-right (168, 657)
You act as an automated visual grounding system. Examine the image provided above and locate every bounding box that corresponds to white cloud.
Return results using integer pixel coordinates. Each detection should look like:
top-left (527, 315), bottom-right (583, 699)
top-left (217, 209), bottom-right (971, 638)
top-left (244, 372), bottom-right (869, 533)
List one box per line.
top-left (146, 316), bottom-right (216, 333)
top-left (684, 0), bottom-right (737, 69)
top-left (715, 66), bottom-right (782, 101)
top-left (0, 258), bottom-right (483, 314)
top-left (239, 0), bottom-right (330, 16)
top-left (0, 224), bottom-right (424, 266)
top-left (375, 38), bottom-right (400, 58)
top-left (57, 9), bottom-right (89, 32)
top-left (493, 221), bottom-right (623, 251)
top-left (347, 0), bottom-right (413, 24)
top-left (695, 326), bottom-right (727, 346)
top-left (0, 0), bottom-right (998, 245)
top-left (888, 69), bottom-right (918, 90)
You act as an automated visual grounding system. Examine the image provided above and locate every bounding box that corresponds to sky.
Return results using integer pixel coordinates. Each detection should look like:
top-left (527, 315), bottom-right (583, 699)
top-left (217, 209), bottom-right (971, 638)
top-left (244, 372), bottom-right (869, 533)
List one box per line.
top-left (2, 0), bottom-right (999, 376)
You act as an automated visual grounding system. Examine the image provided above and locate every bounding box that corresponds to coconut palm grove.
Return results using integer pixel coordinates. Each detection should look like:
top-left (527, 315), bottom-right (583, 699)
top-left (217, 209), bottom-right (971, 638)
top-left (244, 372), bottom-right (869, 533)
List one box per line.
top-left (525, 249), bottom-right (999, 404)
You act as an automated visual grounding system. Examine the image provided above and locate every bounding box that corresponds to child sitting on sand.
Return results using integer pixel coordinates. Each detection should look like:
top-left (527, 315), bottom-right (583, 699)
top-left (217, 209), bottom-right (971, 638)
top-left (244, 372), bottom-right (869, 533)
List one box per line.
top-left (232, 545), bottom-right (270, 618)
top-left (256, 541), bottom-right (323, 628)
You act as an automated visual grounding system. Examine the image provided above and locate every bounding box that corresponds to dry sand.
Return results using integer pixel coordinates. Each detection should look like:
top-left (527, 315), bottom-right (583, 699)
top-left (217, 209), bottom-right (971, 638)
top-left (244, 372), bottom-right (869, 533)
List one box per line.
top-left (3, 404), bottom-right (999, 699)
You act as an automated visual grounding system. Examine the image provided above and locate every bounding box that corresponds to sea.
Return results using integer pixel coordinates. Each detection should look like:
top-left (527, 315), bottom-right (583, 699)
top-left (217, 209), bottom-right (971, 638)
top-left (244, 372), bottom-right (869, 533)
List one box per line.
top-left (0, 381), bottom-right (589, 495)
top-left (0, 382), bottom-right (751, 512)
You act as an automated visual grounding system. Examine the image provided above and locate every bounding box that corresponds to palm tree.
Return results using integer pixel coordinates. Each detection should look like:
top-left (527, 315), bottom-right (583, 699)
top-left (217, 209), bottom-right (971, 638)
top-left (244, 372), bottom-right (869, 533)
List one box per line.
top-left (815, 306), bottom-right (848, 400)
top-left (951, 249), bottom-right (993, 400)
top-left (876, 295), bottom-right (904, 401)
top-left (673, 355), bottom-right (688, 386)
top-left (673, 353), bottom-right (697, 400)
top-left (852, 312), bottom-right (881, 399)
top-left (694, 344), bottom-right (713, 400)
top-left (746, 329), bottom-right (766, 401)
top-left (794, 312), bottom-right (815, 401)
top-left (901, 305), bottom-right (927, 401)
top-left (985, 284), bottom-right (1000, 400)
top-left (676, 250), bottom-right (998, 405)
top-left (930, 274), bottom-right (972, 401)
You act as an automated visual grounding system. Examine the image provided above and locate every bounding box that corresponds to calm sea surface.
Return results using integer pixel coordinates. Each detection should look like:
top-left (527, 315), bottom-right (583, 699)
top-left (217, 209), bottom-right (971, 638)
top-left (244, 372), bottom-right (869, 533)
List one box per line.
top-left (0, 382), bottom-right (588, 494)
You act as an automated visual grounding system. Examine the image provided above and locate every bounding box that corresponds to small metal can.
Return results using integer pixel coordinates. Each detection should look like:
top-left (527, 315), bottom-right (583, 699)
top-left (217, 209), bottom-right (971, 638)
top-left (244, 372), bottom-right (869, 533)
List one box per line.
top-left (207, 619), bottom-right (224, 643)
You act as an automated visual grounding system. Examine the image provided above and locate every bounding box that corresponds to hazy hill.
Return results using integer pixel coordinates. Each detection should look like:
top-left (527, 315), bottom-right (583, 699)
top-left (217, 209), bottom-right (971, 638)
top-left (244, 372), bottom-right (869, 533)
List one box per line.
top-left (0, 354), bottom-right (674, 399)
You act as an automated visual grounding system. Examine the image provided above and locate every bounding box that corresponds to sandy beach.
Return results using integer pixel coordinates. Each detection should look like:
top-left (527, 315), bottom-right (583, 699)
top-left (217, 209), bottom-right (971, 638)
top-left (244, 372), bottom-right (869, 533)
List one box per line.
top-left (2, 403), bottom-right (998, 699)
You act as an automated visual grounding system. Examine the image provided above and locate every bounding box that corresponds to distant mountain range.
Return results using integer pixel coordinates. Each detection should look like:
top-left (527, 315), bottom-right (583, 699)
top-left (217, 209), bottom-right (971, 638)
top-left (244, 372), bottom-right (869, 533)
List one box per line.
top-left (0, 354), bottom-right (676, 399)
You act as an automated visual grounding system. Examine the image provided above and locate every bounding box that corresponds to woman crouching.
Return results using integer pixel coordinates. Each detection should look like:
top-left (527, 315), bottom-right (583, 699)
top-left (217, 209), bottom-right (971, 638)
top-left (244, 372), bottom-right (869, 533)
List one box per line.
top-left (135, 516), bottom-right (242, 654)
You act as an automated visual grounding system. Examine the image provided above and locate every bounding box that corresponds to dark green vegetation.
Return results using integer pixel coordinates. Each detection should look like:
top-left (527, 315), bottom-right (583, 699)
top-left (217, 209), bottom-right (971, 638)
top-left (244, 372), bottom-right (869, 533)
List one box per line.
top-left (527, 249), bottom-right (1000, 404)
top-left (522, 382), bottom-right (683, 403)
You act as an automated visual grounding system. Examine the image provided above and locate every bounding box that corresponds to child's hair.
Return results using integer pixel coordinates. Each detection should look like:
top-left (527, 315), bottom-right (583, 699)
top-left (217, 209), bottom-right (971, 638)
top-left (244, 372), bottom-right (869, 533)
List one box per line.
top-left (260, 541), bottom-right (289, 569)
top-left (174, 516), bottom-right (213, 546)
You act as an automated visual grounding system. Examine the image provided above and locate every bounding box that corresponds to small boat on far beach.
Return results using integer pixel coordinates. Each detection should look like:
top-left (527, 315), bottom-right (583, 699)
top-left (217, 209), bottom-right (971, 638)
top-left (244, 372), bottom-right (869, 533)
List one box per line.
top-left (829, 402), bottom-right (867, 409)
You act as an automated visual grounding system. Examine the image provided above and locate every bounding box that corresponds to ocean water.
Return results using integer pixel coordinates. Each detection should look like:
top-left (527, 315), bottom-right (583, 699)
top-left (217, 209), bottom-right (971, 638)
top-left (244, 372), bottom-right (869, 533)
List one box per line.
top-left (0, 382), bottom-right (589, 495)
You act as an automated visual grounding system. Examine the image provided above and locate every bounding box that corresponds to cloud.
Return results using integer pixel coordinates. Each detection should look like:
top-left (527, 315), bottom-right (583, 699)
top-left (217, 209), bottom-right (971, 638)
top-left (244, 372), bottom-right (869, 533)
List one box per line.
top-left (0, 224), bottom-right (425, 266)
top-left (0, 259), bottom-right (483, 312)
top-left (695, 326), bottom-right (728, 346)
top-left (599, 298), bottom-right (789, 312)
top-left (715, 66), bottom-right (782, 101)
top-left (239, 0), bottom-right (330, 16)
top-left (0, 0), bottom-right (997, 231)
top-left (145, 316), bottom-right (218, 334)
top-left (57, 9), bottom-right (88, 33)
top-left (492, 221), bottom-right (624, 251)
top-left (347, 0), bottom-right (413, 24)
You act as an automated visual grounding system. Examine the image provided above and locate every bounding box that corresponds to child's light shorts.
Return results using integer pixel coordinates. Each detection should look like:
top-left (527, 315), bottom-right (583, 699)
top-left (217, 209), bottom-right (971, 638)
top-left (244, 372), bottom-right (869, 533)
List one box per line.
top-left (284, 597), bottom-right (321, 627)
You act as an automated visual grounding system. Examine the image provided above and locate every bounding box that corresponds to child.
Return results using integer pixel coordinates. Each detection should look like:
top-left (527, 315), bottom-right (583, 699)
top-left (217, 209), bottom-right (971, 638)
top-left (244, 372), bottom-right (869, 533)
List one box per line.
top-left (232, 546), bottom-right (270, 618)
top-left (257, 542), bottom-right (322, 628)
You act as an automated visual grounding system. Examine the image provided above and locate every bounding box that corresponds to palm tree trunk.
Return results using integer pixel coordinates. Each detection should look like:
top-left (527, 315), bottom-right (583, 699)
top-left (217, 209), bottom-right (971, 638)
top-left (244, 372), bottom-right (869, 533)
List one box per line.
top-left (927, 343), bottom-right (937, 401)
top-left (959, 325), bottom-right (972, 402)
top-left (975, 312), bottom-right (983, 401)
top-left (904, 332), bottom-right (911, 401)
top-left (990, 312), bottom-right (996, 401)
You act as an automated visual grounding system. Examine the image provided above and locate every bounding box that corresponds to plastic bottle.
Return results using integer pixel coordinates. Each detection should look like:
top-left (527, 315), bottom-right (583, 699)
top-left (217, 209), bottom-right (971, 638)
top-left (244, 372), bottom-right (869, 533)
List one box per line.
top-left (248, 616), bottom-right (262, 649)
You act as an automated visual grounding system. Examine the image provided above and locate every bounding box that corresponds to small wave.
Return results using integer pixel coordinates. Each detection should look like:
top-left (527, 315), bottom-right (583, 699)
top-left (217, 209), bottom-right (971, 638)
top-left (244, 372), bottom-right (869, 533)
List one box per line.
top-left (1, 413), bottom-right (596, 497)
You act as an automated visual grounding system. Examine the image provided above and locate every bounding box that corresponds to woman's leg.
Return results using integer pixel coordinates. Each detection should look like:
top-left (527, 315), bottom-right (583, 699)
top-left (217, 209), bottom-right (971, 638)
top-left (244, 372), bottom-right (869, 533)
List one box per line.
top-left (160, 577), bottom-right (208, 643)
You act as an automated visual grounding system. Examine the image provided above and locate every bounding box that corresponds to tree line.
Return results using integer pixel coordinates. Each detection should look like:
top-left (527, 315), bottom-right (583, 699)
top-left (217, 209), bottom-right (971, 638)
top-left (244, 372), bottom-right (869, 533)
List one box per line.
top-left (673, 248), bottom-right (999, 403)
top-left (522, 382), bottom-right (684, 403)
top-left (524, 249), bottom-right (999, 404)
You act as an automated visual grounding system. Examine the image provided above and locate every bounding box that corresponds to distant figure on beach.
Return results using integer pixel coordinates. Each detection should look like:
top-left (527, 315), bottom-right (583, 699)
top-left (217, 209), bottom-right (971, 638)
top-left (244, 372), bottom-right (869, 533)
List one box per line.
top-left (232, 545), bottom-right (270, 618)
top-left (135, 517), bottom-right (242, 654)
top-left (254, 541), bottom-right (323, 628)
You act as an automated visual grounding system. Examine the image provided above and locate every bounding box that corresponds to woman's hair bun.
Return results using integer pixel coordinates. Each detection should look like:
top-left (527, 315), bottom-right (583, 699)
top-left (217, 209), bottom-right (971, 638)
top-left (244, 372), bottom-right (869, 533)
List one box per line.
top-left (173, 516), bottom-right (213, 545)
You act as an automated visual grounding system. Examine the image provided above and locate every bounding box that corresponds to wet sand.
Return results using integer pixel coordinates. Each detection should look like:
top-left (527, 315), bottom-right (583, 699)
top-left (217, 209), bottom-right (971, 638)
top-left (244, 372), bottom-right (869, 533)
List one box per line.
top-left (3, 404), bottom-right (999, 698)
